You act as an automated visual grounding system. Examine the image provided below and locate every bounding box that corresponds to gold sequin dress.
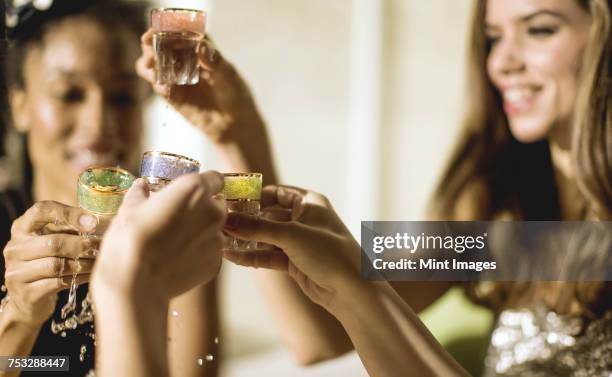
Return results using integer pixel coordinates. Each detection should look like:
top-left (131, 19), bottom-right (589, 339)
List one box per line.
top-left (483, 304), bottom-right (612, 377)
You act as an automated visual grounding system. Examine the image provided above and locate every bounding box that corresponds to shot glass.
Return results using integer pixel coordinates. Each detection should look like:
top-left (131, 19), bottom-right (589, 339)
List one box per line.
top-left (222, 173), bottom-right (263, 251)
top-left (151, 8), bottom-right (207, 86)
top-left (77, 167), bottom-right (135, 241)
top-left (140, 151), bottom-right (201, 192)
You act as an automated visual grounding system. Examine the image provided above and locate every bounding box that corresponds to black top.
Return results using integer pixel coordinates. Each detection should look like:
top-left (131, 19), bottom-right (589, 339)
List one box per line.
top-left (0, 188), bottom-right (95, 376)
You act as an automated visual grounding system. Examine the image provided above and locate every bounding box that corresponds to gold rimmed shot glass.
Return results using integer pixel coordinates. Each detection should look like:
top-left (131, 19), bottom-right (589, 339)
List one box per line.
top-left (151, 8), bottom-right (207, 86)
top-left (140, 151), bottom-right (201, 192)
top-left (222, 173), bottom-right (263, 251)
top-left (77, 167), bottom-right (135, 238)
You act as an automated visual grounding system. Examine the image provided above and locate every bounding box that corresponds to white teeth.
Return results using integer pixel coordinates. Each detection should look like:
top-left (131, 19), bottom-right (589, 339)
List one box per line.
top-left (504, 88), bottom-right (535, 103)
top-left (71, 151), bottom-right (118, 168)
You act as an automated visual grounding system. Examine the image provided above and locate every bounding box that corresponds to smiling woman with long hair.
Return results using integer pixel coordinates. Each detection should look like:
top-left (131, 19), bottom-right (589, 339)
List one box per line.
top-left (432, 0), bottom-right (610, 221)
top-left (432, 0), bottom-right (611, 314)
top-left (218, 0), bottom-right (611, 375)
top-left (428, 0), bottom-right (612, 374)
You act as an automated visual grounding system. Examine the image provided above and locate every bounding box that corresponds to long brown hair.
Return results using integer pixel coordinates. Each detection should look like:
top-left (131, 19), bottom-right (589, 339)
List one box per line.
top-left (430, 0), bottom-right (611, 315)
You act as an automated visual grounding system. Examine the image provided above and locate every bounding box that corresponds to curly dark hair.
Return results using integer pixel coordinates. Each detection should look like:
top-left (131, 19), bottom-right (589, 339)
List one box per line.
top-left (5, 0), bottom-right (150, 89)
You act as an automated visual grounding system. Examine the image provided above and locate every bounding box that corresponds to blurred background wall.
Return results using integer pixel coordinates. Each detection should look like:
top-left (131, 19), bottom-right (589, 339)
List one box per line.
top-left (145, 0), bottom-right (492, 375)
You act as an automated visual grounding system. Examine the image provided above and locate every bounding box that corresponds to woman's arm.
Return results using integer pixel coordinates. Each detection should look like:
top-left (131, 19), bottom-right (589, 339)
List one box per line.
top-left (92, 174), bottom-right (226, 377)
top-left (224, 128), bottom-right (356, 363)
top-left (94, 285), bottom-right (170, 377)
top-left (331, 281), bottom-right (469, 377)
top-left (216, 112), bottom-right (356, 364)
top-left (220, 128), bottom-right (357, 364)
top-left (223, 185), bottom-right (470, 376)
top-left (0, 304), bottom-right (42, 377)
top-left (161, 81), bottom-right (452, 366)
top-left (167, 280), bottom-right (220, 377)
top-left (253, 270), bottom-right (354, 364)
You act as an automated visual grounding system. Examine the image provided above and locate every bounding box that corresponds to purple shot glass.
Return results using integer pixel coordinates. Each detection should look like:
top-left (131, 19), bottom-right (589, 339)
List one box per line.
top-left (140, 151), bottom-right (201, 191)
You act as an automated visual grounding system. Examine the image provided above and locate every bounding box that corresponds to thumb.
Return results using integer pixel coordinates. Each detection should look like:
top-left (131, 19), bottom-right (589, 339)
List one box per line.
top-left (198, 38), bottom-right (219, 68)
top-left (197, 38), bottom-right (237, 82)
top-left (118, 178), bottom-right (149, 214)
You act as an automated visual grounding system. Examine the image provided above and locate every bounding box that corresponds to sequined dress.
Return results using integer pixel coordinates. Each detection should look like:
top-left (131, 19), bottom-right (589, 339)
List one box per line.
top-left (483, 304), bottom-right (612, 377)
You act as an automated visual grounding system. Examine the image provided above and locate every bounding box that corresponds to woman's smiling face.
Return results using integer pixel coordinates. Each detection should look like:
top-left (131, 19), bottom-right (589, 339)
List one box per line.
top-left (485, 0), bottom-right (592, 143)
top-left (10, 15), bottom-right (147, 199)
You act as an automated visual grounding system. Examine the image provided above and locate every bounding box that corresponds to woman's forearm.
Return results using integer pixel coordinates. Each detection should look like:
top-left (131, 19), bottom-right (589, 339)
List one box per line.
top-left (0, 304), bottom-right (42, 377)
top-left (332, 282), bottom-right (470, 377)
top-left (94, 286), bottom-right (169, 377)
top-left (218, 120), bottom-right (355, 362)
top-left (254, 270), bottom-right (354, 365)
top-left (167, 280), bottom-right (219, 377)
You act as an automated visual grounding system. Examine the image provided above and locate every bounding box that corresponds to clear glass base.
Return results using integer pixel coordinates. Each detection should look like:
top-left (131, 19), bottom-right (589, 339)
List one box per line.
top-left (225, 200), bottom-right (260, 251)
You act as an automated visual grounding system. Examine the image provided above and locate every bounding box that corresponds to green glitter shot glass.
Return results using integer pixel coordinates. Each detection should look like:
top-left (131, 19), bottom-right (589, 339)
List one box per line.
top-left (222, 173), bottom-right (262, 251)
top-left (77, 167), bottom-right (135, 238)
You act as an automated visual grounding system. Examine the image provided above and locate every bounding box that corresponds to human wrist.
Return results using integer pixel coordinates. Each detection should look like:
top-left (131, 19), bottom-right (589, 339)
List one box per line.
top-left (94, 287), bottom-right (168, 320)
top-left (91, 271), bottom-right (169, 313)
top-left (92, 277), bottom-right (169, 343)
top-left (326, 277), bottom-right (380, 320)
top-left (93, 276), bottom-right (169, 377)
top-left (0, 301), bottom-right (45, 334)
top-left (95, 237), bottom-right (166, 303)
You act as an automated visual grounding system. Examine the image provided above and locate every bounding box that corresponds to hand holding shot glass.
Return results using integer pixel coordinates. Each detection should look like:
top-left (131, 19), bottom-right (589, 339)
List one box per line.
top-left (151, 7), bottom-right (206, 86)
